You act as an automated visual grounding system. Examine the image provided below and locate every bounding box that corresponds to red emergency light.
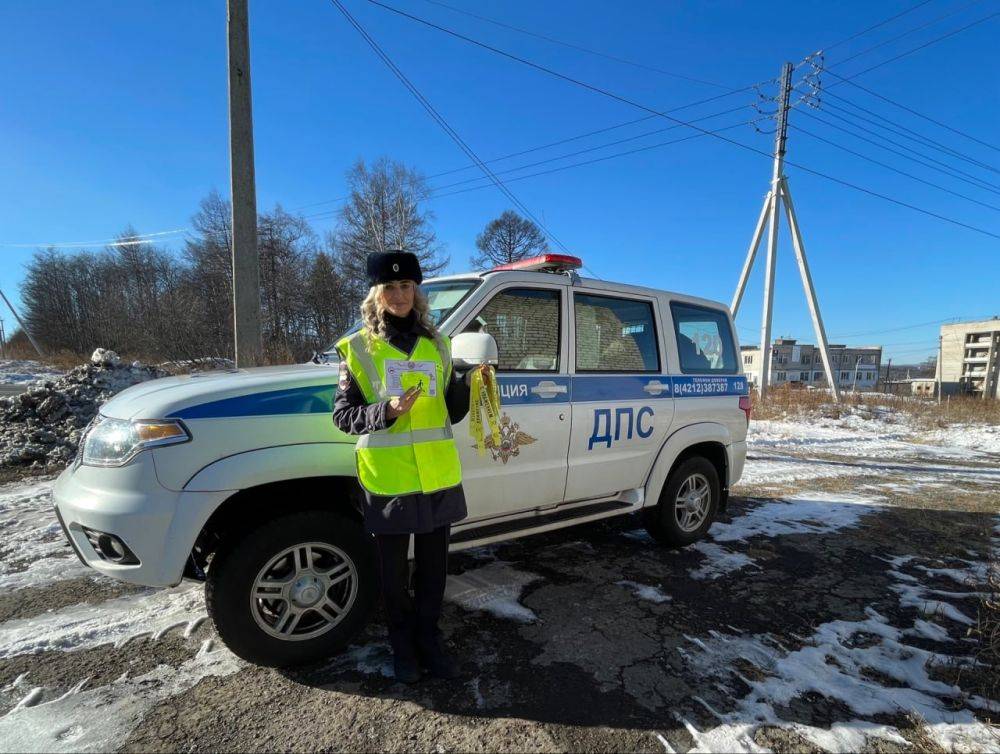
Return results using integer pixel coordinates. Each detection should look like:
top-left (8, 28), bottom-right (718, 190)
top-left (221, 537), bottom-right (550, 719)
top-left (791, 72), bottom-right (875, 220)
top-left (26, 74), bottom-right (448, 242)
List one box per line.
top-left (491, 254), bottom-right (583, 273)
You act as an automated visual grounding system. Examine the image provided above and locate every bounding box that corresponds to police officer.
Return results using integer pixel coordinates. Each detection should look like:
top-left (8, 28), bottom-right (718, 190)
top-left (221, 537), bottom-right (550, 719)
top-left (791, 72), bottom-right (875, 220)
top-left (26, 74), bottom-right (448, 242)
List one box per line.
top-left (332, 249), bottom-right (491, 683)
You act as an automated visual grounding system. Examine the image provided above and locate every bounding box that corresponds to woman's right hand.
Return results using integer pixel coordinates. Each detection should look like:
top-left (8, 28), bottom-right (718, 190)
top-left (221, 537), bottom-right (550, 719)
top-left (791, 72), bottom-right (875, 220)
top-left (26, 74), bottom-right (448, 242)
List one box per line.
top-left (385, 385), bottom-right (422, 419)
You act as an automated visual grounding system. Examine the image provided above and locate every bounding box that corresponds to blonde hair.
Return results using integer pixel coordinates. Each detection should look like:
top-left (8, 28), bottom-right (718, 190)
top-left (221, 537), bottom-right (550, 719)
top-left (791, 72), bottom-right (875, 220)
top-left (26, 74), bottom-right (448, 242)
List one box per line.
top-left (360, 283), bottom-right (442, 346)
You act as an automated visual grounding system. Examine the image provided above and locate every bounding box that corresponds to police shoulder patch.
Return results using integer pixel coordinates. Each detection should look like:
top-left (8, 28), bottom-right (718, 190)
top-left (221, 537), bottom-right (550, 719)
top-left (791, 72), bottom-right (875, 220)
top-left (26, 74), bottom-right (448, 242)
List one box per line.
top-left (338, 361), bottom-right (351, 391)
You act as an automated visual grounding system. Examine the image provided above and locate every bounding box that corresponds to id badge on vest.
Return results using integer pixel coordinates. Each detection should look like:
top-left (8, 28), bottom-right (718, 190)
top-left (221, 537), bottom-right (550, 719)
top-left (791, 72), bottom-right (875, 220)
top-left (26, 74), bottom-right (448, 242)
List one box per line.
top-left (383, 359), bottom-right (439, 397)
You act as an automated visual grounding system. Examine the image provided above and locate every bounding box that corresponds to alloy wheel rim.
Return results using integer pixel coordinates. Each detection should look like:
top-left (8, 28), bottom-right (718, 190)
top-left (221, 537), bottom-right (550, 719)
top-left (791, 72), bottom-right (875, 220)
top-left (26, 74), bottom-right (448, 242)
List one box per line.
top-left (250, 542), bottom-right (358, 641)
top-left (674, 473), bottom-right (711, 532)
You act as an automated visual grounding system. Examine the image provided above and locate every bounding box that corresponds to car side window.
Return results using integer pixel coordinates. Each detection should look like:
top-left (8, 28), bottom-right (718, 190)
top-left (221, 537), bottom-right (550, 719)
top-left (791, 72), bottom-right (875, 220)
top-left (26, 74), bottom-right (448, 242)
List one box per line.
top-left (670, 302), bottom-right (738, 374)
top-left (463, 287), bottom-right (561, 372)
top-left (574, 293), bottom-right (659, 372)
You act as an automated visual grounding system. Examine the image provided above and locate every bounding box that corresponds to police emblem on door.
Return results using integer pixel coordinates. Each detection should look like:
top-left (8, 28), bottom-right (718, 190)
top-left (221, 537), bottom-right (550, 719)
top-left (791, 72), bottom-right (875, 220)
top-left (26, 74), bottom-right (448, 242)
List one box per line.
top-left (472, 412), bottom-right (536, 464)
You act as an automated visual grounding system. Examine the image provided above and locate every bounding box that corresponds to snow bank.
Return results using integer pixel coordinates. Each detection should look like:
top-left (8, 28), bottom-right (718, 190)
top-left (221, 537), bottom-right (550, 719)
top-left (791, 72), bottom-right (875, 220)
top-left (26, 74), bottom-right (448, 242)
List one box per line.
top-left (0, 349), bottom-right (168, 469)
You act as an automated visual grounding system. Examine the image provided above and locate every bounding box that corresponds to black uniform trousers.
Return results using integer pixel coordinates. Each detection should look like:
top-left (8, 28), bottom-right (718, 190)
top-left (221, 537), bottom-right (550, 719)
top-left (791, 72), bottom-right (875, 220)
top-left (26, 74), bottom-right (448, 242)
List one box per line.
top-left (373, 524), bottom-right (450, 638)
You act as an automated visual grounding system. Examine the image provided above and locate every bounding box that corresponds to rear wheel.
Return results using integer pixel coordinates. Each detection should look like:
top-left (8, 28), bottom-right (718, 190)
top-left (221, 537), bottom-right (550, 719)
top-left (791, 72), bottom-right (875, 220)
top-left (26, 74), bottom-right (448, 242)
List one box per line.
top-left (206, 510), bottom-right (376, 667)
top-left (642, 456), bottom-right (720, 548)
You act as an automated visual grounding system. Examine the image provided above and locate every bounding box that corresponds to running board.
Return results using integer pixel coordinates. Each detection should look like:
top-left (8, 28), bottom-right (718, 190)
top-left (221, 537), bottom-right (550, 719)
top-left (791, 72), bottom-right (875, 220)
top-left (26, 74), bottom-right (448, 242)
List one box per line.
top-left (451, 495), bottom-right (638, 549)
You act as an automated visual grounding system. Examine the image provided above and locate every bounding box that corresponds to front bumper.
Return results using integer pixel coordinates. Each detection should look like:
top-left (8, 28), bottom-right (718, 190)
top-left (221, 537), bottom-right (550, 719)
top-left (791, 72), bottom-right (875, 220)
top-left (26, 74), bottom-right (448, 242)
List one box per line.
top-left (53, 455), bottom-right (232, 587)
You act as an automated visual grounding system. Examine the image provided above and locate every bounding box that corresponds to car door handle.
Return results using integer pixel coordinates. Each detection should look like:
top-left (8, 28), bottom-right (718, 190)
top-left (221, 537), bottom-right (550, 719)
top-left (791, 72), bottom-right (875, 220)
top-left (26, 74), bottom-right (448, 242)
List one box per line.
top-left (530, 380), bottom-right (568, 398)
top-left (643, 379), bottom-right (669, 395)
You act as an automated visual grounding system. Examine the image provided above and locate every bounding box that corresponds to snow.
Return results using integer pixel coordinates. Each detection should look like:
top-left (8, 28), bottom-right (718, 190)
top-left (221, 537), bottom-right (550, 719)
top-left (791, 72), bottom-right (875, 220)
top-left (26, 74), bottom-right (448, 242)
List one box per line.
top-left (445, 561), bottom-right (541, 623)
top-left (0, 584), bottom-right (206, 659)
top-left (616, 579), bottom-right (672, 603)
top-left (0, 359), bottom-right (64, 386)
top-left (0, 477), bottom-right (90, 590)
top-left (0, 641), bottom-right (240, 753)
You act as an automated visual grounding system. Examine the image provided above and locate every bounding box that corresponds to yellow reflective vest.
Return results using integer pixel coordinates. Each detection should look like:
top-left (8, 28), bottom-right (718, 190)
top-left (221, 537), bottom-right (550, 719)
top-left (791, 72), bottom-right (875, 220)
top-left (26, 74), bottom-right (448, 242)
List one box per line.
top-left (335, 327), bottom-right (462, 497)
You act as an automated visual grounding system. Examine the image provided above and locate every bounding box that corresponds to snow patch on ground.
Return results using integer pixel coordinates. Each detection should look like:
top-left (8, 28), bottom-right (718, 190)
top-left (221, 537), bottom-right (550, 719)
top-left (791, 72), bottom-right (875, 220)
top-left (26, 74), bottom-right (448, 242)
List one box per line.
top-left (679, 608), bottom-right (994, 753)
top-left (0, 641), bottom-right (240, 753)
top-left (0, 478), bottom-right (89, 590)
top-left (687, 495), bottom-right (881, 581)
top-left (0, 360), bottom-right (64, 386)
top-left (616, 580), bottom-right (671, 603)
top-left (445, 561), bottom-right (541, 623)
top-left (0, 584), bottom-right (205, 659)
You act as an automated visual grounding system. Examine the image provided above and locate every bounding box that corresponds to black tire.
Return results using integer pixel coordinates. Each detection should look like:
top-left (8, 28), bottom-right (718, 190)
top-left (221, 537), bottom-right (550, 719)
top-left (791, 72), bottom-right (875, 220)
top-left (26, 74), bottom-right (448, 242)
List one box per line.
top-left (642, 456), bottom-right (720, 548)
top-left (206, 510), bottom-right (377, 667)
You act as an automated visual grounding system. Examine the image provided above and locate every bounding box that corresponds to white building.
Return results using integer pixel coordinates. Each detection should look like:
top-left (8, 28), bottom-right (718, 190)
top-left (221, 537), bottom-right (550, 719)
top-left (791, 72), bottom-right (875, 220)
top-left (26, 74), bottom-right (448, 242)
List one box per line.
top-left (939, 318), bottom-right (1000, 399)
top-left (741, 338), bottom-right (882, 391)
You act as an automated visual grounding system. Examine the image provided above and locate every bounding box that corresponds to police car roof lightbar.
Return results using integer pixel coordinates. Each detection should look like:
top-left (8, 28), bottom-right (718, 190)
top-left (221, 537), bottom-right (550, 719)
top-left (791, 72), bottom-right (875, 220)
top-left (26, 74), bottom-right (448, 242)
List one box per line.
top-left (491, 254), bottom-right (583, 273)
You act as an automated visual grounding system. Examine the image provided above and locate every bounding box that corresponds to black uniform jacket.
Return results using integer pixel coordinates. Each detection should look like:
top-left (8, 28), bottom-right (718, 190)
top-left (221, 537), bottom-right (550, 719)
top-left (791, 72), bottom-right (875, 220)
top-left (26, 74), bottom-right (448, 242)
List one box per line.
top-left (332, 309), bottom-right (472, 535)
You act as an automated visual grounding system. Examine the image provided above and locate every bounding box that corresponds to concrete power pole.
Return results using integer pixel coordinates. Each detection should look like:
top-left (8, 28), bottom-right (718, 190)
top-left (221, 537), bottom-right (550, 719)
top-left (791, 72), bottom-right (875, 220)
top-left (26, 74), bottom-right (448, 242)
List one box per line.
top-left (227, 0), bottom-right (262, 367)
top-left (731, 61), bottom-right (841, 403)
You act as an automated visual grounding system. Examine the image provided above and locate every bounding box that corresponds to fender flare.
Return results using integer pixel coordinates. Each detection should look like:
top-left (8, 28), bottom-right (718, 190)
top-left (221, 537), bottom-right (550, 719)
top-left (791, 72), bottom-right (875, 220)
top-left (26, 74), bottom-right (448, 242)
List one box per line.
top-left (183, 442), bottom-right (357, 492)
top-left (642, 422), bottom-right (732, 508)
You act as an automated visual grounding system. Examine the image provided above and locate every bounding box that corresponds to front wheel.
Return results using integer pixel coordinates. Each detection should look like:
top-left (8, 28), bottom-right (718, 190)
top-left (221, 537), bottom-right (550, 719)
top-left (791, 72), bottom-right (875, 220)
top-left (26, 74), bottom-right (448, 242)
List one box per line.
top-left (642, 456), bottom-right (720, 548)
top-left (206, 510), bottom-right (377, 667)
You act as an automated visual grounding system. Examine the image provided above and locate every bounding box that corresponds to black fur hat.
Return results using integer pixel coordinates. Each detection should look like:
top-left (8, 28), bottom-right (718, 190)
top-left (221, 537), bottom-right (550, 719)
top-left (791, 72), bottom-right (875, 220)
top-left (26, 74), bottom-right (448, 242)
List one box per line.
top-left (366, 250), bottom-right (423, 286)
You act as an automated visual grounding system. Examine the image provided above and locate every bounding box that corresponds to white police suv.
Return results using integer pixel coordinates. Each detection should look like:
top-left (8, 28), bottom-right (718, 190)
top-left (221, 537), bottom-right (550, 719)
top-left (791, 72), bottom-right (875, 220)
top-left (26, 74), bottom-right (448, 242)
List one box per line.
top-left (54, 254), bottom-right (749, 666)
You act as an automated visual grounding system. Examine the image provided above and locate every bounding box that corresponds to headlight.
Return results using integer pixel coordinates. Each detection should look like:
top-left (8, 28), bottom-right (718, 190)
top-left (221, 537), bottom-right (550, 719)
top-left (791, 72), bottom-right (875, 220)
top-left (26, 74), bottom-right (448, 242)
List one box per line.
top-left (81, 415), bottom-right (191, 467)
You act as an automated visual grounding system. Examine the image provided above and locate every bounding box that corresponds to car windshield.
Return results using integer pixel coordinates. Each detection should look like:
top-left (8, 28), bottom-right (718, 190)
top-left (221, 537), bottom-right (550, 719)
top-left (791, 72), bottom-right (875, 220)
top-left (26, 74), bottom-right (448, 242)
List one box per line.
top-left (323, 278), bottom-right (479, 356)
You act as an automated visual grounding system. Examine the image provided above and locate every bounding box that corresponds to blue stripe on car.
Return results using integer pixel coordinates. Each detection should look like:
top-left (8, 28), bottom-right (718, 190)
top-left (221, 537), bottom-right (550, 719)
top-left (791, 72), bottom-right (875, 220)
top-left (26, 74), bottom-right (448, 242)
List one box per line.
top-left (169, 374), bottom-right (748, 418)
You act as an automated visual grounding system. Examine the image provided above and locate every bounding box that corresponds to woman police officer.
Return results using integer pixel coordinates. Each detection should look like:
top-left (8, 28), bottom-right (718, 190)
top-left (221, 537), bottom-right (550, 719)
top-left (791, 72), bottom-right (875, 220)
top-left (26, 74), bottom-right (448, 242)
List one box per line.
top-left (332, 249), bottom-right (492, 683)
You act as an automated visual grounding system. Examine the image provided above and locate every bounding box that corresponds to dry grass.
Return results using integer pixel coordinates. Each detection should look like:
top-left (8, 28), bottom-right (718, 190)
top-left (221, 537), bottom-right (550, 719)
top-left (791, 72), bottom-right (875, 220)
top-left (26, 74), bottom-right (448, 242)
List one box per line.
top-left (969, 554), bottom-right (1000, 719)
top-left (751, 384), bottom-right (1000, 428)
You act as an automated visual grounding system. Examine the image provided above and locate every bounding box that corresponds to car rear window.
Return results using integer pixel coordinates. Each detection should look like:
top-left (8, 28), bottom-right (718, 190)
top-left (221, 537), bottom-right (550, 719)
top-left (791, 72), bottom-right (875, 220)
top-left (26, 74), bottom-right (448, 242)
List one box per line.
top-left (670, 302), bottom-right (738, 374)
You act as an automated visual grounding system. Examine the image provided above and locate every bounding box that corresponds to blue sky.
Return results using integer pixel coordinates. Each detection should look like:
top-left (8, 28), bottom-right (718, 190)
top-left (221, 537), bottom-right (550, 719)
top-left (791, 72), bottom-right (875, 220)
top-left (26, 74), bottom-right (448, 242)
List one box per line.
top-left (1, 0), bottom-right (997, 363)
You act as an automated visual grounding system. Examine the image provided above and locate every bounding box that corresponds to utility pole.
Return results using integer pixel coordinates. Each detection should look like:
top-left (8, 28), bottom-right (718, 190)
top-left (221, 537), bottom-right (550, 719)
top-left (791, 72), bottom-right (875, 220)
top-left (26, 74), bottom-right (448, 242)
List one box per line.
top-left (936, 334), bottom-right (943, 405)
top-left (852, 355), bottom-right (862, 393)
top-left (731, 60), bottom-right (841, 403)
top-left (0, 289), bottom-right (43, 358)
top-left (883, 358), bottom-right (892, 394)
top-left (227, 0), bottom-right (262, 367)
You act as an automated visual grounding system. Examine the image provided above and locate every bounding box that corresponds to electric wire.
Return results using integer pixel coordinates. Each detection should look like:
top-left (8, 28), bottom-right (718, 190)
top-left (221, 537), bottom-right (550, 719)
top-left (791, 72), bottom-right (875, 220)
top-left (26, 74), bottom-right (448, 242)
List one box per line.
top-left (0, 228), bottom-right (189, 249)
top-left (795, 107), bottom-right (1000, 195)
top-left (819, 0), bottom-right (938, 52)
top-left (328, 0), bottom-right (572, 255)
top-left (824, 69), bottom-right (1000, 154)
top-left (790, 123), bottom-right (1000, 213)
top-left (819, 92), bottom-right (1000, 175)
top-left (418, 0), bottom-right (733, 88)
top-left (365, 0), bottom-right (1000, 241)
top-left (826, 0), bottom-right (985, 67)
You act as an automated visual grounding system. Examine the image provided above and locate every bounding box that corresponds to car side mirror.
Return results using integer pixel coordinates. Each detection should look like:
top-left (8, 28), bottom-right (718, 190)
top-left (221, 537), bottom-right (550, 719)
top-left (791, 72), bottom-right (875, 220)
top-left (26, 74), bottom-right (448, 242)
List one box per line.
top-left (451, 332), bottom-right (499, 366)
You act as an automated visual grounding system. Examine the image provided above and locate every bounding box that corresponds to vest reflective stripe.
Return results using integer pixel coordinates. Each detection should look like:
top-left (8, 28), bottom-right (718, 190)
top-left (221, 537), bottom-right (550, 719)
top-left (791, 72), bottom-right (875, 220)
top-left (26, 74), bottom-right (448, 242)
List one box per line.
top-left (346, 331), bottom-right (385, 400)
top-left (334, 326), bottom-right (462, 496)
top-left (357, 425), bottom-right (453, 448)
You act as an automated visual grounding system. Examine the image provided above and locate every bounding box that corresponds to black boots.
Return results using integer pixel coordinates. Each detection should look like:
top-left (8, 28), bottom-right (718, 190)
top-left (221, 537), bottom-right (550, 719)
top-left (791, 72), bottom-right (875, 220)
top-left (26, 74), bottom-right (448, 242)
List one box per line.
top-left (414, 620), bottom-right (462, 680)
top-left (387, 624), bottom-right (421, 684)
top-left (387, 619), bottom-right (461, 682)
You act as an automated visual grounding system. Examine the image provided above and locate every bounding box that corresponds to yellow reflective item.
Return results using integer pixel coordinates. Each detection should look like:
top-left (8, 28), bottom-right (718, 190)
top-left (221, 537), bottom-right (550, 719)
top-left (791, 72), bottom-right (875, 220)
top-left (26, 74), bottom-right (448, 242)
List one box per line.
top-left (469, 366), bottom-right (502, 456)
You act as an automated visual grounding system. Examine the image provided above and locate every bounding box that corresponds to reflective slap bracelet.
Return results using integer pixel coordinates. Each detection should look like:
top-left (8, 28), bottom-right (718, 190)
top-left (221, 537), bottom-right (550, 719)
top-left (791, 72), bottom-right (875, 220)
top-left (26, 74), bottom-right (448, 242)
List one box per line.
top-left (469, 366), bottom-right (501, 456)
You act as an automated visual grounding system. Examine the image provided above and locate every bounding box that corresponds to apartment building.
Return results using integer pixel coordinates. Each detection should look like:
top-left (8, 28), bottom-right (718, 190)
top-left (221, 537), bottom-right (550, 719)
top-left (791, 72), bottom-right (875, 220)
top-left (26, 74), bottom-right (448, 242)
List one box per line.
top-left (939, 318), bottom-right (1000, 399)
top-left (741, 338), bottom-right (882, 390)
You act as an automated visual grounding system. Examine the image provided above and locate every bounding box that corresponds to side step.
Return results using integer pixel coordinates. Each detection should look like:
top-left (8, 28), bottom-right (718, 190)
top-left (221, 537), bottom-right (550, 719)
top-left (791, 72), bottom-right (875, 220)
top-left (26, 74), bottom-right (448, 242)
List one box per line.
top-left (451, 497), bottom-right (636, 548)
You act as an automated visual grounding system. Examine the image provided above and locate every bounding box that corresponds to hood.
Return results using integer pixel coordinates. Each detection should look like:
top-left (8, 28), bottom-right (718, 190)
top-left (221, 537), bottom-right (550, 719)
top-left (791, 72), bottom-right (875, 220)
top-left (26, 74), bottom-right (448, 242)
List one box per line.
top-left (100, 361), bottom-right (341, 421)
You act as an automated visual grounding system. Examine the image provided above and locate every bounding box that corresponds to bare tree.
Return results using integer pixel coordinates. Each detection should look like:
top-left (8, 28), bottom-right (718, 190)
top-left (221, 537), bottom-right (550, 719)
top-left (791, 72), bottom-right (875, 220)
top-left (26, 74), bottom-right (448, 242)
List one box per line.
top-left (331, 157), bottom-right (448, 306)
top-left (470, 210), bottom-right (549, 270)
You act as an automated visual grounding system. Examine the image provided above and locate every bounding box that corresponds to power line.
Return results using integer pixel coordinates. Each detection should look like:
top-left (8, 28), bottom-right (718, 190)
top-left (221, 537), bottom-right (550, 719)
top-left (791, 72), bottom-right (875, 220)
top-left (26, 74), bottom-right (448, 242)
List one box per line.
top-left (328, 0), bottom-right (572, 254)
top-left (365, 0), bottom-right (1000, 241)
top-left (819, 92), bottom-right (999, 175)
top-left (790, 123), bottom-right (1000, 213)
top-left (820, 0), bottom-right (937, 52)
top-left (795, 107), bottom-right (1000, 195)
top-left (826, 8), bottom-right (1000, 83)
top-left (0, 228), bottom-right (189, 249)
top-left (418, 0), bottom-right (733, 89)
top-left (827, 0), bottom-right (985, 67)
top-left (293, 85), bottom-right (764, 214)
top-left (430, 104), bottom-right (753, 193)
top-left (824, 69), bottom-right (1000, 154)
